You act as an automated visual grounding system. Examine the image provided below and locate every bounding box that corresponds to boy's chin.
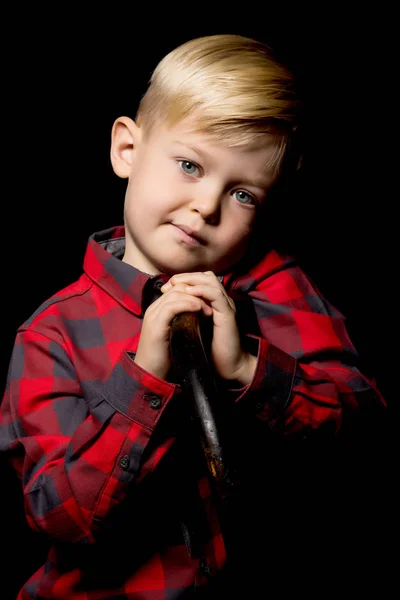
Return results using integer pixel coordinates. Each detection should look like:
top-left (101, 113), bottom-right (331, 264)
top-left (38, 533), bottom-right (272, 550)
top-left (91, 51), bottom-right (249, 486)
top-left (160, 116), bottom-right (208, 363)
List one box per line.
top-left (147, 246), bottom-right (247, 275)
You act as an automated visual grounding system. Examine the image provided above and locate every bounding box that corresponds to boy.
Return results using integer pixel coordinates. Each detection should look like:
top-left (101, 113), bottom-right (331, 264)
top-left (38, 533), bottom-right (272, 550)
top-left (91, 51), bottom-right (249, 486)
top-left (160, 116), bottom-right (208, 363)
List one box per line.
top-left (0, 34), bottom-right (385, 598)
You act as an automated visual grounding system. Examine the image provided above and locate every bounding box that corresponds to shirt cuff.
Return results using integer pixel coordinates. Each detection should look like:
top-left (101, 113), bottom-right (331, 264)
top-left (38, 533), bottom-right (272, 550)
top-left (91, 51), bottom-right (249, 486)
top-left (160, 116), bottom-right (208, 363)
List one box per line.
top-left (101, 350), bottom-right (179, 430)
top-left (230, 334), bottom-right (296, 423)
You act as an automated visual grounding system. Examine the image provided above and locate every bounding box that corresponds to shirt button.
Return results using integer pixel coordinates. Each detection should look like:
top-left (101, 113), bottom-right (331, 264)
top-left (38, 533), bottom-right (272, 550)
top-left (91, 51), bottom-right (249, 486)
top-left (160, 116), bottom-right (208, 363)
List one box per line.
top-left (255, 400), bottom-right (265, 412)
top-left (200, 559), bottom-right (212, 577)
top-left (148, 395), bottom-right (162, 410)
top-left (154, 279), bottom-right (165, 290)
top-left (120, 455), bottom-right (129, 470)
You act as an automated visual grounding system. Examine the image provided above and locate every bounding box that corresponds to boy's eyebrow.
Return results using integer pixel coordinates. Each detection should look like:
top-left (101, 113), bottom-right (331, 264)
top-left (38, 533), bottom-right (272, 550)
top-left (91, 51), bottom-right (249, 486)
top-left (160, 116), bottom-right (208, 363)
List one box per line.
top-left (172, 140), bottom-right (273, 188)
top-left (171, 140), bottom-right (211, 160)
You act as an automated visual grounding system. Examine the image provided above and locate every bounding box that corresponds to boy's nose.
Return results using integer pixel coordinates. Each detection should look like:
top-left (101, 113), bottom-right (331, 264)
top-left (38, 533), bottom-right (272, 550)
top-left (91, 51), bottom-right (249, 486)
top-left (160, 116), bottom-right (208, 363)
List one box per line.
top-left (189, 187), bottom-right (222, 223)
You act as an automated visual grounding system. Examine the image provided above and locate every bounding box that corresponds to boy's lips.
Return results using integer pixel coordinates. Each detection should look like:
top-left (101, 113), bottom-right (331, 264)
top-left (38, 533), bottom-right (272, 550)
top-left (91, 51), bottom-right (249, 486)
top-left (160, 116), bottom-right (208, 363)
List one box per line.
top-left (171, 224), bottom-right (205, 246)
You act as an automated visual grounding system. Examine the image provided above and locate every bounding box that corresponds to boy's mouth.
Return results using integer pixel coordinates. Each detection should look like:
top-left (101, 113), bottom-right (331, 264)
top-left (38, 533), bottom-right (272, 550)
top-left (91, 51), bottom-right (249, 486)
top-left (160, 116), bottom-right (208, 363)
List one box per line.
top-left (171, 224), bottom-right (205, 246)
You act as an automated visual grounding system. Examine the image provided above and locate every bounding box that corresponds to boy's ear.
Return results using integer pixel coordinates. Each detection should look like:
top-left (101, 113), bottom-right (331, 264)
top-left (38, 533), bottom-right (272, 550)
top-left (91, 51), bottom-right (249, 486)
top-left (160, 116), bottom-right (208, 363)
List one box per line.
top-left (110, 116), bottom-right (142, 178)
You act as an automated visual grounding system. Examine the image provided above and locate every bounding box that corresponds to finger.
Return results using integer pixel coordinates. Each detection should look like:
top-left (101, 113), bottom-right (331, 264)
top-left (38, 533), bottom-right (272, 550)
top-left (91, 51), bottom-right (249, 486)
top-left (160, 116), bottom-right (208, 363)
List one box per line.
top-left (183, 284), bottom-right (235, 314)
top-left (161, 271), bottom-right (219, 291)
top-left (152, 290), bottom-right (213, 319)
top-left (160, 282), bottom-right (216, 316)
top-left (160, 282), bottom-right (189, 295)
top-left (164, 296), bottom-right (213, 318)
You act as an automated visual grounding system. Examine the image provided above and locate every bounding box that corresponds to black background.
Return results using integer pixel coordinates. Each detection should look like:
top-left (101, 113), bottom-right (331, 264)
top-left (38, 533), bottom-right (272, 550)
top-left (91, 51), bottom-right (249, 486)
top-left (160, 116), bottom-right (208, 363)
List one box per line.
top-left (1, 7), bottom-right (396, 597)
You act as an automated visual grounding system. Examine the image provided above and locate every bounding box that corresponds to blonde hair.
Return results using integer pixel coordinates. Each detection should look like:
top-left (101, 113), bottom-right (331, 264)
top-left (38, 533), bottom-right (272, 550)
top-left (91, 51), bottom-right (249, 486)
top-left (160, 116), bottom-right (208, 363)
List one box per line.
top-left (136, 34), bottom-right (302, 173)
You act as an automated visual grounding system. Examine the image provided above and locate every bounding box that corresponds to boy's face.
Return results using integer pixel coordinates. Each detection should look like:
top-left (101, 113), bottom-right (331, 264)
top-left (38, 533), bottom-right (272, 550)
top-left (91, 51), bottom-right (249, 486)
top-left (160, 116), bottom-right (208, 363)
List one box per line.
top-left (111, 117), bottom-right (279, 275)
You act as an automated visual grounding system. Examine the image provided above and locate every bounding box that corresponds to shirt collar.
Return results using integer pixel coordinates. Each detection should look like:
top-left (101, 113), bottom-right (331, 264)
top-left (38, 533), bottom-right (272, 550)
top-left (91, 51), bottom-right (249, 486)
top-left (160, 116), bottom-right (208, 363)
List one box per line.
top-left (82, 225), bottom-right (296, 315)
top-left (83, 226), bottom-right (170, 317)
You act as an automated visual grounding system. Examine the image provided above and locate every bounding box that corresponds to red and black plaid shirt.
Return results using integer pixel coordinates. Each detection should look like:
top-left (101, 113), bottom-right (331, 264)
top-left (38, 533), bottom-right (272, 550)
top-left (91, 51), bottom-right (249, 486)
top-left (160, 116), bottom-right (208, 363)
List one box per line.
top-left (0, 226), bottom-right (385, 598)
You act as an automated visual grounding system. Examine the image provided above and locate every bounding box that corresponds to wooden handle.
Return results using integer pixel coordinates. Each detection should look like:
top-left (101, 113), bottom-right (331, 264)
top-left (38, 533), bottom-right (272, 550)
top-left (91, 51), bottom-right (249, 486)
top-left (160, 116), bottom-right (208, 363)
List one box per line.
top-left (169, 312), bottom-right (229, 489)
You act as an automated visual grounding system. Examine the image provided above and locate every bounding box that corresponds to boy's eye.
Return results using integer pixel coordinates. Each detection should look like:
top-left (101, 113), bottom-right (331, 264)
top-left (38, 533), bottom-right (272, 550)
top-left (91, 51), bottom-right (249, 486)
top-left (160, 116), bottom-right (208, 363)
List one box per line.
top-left (179, 160), bottom-right (201, 176)
top-left (233, 190), bottom-right (255, 206)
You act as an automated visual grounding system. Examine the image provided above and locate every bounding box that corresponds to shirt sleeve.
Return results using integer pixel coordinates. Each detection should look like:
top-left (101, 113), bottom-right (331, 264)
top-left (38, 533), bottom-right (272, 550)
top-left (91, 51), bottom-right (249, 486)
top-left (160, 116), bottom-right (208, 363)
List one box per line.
top-left (0, 327), bottom-right (180, 544)
top-left (226, 270), bottom-right (386, 437)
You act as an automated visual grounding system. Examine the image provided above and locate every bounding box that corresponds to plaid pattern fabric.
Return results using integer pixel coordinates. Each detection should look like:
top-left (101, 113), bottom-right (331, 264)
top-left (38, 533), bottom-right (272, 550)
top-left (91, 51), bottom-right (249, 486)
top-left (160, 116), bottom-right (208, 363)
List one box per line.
top-left (0, 226), bottom-right (385, 598)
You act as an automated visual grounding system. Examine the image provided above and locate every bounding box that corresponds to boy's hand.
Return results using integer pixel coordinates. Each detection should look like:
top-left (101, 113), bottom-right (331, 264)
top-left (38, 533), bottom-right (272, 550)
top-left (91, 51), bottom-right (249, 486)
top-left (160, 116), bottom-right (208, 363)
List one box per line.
top-left (135, 282), bottom-right (213, 381)
top-left (161, 272), bottom-right (256, 385)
